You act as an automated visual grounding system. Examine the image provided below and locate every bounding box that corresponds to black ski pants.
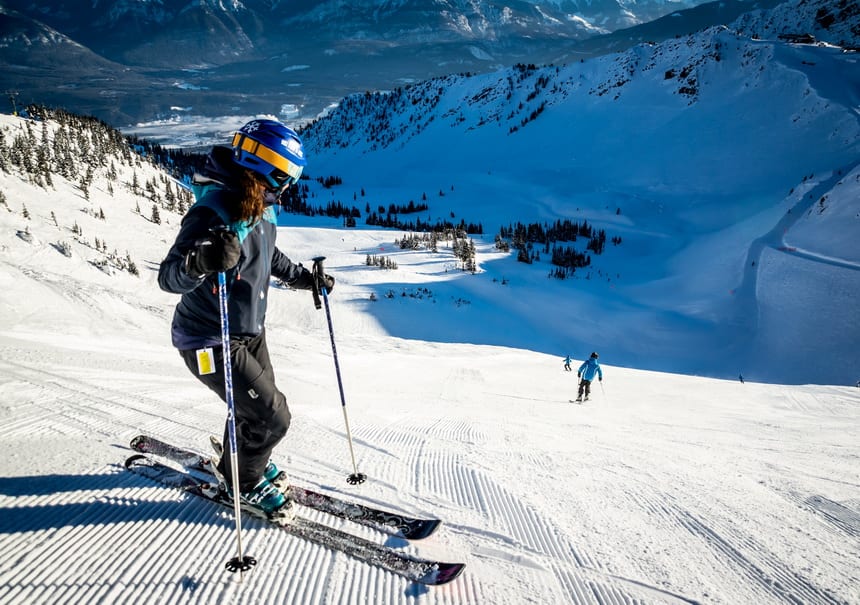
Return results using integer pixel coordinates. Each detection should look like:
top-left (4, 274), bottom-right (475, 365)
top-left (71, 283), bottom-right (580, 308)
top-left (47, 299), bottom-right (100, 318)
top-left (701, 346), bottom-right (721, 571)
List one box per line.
top-left (578, 378), bottom-right (592, 398)
top-left (179, 329), bottom-right (291, 492)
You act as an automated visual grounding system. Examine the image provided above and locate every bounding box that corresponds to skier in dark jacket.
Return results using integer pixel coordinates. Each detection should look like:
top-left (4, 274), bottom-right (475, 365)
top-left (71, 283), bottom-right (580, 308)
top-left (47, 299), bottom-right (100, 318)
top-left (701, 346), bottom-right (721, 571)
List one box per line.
top-left (158, 119), bottom-right (333, 514)
top-left (575, 352), bottom-right (603, 402)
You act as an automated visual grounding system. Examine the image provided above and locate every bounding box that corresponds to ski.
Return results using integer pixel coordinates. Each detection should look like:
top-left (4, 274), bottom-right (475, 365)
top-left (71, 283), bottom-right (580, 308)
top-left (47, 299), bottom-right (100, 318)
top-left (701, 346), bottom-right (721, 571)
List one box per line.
top-left (125, 454), bottom-right (465, 585)
top-left (129, 434), bottom-right (441, 540)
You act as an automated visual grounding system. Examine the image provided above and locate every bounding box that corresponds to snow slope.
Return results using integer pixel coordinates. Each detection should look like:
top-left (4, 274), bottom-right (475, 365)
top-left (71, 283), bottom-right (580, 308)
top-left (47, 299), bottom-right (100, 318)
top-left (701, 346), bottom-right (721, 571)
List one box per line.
top-left (0, 112), bottom-right (858, 605)
top-left (295, 18), bottom-right (860, 384)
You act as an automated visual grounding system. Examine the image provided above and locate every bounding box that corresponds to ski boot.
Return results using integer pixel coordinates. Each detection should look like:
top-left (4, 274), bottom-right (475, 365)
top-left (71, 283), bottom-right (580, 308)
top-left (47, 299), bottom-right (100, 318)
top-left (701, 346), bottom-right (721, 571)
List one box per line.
top-left (240, 477), bottom-right (288, 514)
top-left (264, 460), bottom-right (289, 489)
top-left (224, 476), bottom-right (293, 520)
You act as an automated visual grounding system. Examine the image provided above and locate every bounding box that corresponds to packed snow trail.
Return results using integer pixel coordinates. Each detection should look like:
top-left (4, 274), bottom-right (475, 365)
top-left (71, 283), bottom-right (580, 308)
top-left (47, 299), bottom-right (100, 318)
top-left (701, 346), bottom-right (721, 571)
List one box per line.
top-left (1, 289), bottom-right (859, 604)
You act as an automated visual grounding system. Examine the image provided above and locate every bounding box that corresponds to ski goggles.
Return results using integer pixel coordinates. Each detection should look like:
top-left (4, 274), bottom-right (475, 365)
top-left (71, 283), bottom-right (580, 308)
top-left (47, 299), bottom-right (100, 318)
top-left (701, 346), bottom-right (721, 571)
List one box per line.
top-left (232, 133), bottom-right (304, 190)
top-left (264, 166), bottom-right (302, 191)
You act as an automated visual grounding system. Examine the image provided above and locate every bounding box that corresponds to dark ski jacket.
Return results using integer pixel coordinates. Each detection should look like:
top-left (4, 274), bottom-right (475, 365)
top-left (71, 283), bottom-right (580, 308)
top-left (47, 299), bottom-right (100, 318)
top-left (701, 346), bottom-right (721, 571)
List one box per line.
top-left (158, 146), bottom-right (307, 350)
top-left (578, 358), bottom-right (603, 382)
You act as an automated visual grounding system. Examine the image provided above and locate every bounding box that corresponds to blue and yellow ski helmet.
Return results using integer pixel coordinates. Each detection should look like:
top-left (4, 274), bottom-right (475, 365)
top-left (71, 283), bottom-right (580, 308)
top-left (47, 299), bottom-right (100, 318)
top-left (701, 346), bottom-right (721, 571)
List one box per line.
top-left (231, 119), bottom-right (306, 191)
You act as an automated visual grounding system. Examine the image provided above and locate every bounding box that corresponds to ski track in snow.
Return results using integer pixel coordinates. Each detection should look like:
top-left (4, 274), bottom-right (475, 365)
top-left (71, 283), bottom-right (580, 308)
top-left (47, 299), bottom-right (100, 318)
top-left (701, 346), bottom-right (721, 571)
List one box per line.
top-left (783, 491), bottom-right (860, 539)
top-left (348, 398), bottom-right (829, 605)
top-left (624, 486), bottom-right (845, 605)
top-left (0, 356), bottom-right (206, 440)
top-left (0, 347), bottom-right (491, 605)
top-left (2, 114), bottom-right (859, 602)
top-left (2, 335), bottom-right (858, 604)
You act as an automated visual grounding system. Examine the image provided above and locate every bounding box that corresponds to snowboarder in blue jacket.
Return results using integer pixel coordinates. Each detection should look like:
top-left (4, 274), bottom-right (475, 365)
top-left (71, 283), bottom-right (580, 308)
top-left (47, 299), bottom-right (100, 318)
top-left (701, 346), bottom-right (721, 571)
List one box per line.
top-left (575, 352), bottom-right (603, 402)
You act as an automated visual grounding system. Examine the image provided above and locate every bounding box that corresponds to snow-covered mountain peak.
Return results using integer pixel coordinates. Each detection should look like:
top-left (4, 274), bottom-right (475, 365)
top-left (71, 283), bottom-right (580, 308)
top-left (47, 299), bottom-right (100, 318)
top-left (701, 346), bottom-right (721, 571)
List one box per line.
top-left (733, 0), bottom-right (860, 47)
top-left (294, 0), bottom-right (858, 384)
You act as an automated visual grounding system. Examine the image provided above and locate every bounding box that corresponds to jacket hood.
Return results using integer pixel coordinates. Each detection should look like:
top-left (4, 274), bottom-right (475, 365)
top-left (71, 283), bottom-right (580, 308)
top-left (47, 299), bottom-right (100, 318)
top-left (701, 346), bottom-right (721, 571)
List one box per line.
top-left (192, 145), bottom-right (243, 192)
top-left (192, 145), bottom-right (281, 207)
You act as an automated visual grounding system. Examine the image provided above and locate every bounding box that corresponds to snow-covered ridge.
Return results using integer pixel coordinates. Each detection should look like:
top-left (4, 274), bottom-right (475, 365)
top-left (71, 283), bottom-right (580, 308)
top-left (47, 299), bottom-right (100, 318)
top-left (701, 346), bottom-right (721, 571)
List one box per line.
top-left (296, 0), bottom-right (858, 384)
top-left (733, 0), bottom-right (860, 47)
top-left (302, 0), bottom-right (859, 155)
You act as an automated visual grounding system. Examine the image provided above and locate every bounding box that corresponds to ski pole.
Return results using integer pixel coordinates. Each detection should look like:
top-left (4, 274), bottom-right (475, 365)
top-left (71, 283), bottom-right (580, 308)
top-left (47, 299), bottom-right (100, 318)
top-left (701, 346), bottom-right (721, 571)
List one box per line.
top-left (218, 270), bottom-right (256, 577)
top-left (312, 256), bottom-right (367, 485)
top-left (599, 379), bottom-right (606, 401)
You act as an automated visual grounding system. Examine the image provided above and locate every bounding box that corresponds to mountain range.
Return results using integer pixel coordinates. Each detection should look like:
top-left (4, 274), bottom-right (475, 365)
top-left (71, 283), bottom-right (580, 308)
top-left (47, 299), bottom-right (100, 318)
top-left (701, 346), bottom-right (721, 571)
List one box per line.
top-left (292, 0), bottom-right (860, 384)
top-left (0, 0), bottom-right (783, 125)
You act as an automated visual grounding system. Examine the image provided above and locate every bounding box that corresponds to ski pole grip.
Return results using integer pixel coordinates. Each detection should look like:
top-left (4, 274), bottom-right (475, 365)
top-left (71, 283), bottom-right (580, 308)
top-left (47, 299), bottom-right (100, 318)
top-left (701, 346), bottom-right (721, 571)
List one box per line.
top-left (311, 256), bottom-right (326, 310)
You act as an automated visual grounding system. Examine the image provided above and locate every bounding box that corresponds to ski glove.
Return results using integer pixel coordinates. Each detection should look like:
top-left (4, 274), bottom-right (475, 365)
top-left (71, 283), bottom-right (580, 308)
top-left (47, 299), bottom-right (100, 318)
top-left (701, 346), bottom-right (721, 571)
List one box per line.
top-left (577, 372), bottom-right (581, 378)
top-left (289, 265), bottom-right (335, 293)
top-left (184, 230), bottom-right (241, 279)
top-left (317, 272), bottom-right (335, 294)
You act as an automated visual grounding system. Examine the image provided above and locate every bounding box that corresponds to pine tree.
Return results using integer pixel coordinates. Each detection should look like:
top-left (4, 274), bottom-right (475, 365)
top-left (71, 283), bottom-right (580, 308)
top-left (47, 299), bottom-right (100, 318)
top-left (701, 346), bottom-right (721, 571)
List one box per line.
top-left (178, 192), bottom-right (189, 214)
top-left (126, 253), bottom-right (139, 276)
top-left (165, 182), bottom-right (176, 212)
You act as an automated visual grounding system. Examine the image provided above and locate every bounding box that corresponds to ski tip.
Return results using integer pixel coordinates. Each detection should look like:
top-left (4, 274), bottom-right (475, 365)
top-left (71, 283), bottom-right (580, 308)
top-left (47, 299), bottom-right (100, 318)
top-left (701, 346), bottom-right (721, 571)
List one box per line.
top-left (419, 562), bottom-right (465, 586)
top-left (129, 434), bottom-right (148, 451)
top-left (404, 519), bottom-right (441, 541)
top-left (124, 453), bottom-right (148, 469)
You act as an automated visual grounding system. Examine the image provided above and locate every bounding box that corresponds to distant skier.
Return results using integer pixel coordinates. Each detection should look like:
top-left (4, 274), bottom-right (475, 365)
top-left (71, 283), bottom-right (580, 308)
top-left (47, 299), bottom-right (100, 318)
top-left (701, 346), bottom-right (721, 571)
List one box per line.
top-left (563, 355), bottom-right (572, 372)
top-left (575, 352), bottom-right (603, 402)
top-left (739, 374), bottom-right (745, 384)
